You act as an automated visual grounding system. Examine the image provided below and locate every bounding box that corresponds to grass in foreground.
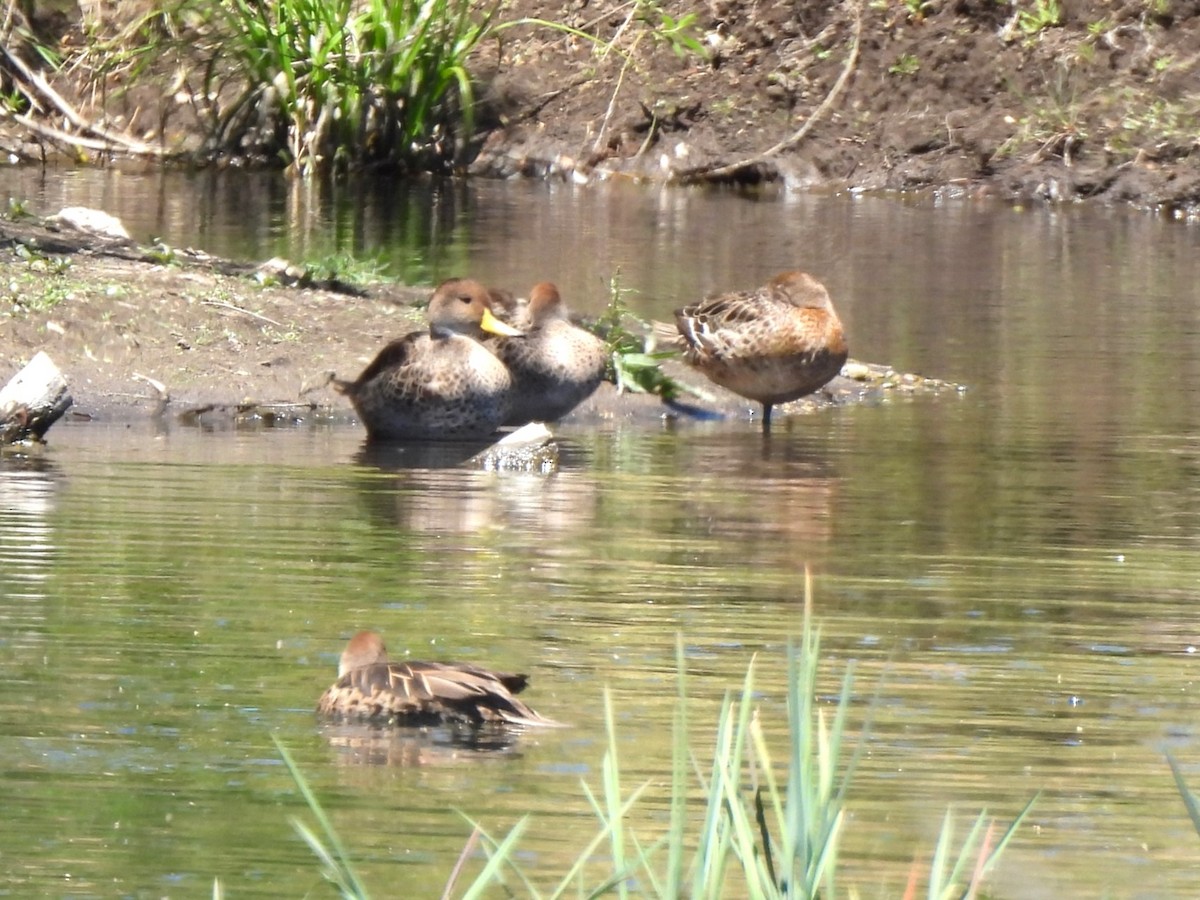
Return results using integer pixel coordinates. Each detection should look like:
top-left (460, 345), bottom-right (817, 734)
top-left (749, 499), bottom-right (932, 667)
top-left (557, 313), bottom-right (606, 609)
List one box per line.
top-left (277, 574), bottom-right (1034, 898)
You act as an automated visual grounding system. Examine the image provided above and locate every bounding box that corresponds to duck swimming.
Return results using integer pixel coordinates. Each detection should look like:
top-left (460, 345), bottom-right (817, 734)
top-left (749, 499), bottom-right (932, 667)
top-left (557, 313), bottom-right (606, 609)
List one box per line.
top-left (671, 271), bottom-right (848, 430)
top-left (317, 631), bottom-right (557, 727)
top-left (335, 278), bottom-right (522, 441)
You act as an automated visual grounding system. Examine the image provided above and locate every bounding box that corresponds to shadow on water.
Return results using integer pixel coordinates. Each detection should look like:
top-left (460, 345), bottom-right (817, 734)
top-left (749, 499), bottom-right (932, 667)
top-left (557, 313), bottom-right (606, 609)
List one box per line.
top-left (319, 721), bottom-right (529, 768)
top-left (351, 437), bottom-right (507, 471)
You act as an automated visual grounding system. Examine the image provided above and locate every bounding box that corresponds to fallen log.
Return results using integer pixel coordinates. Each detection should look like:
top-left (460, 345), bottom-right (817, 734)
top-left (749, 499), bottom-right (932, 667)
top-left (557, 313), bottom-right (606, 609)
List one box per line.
top-left (0, 351), bottom-right (73, 445)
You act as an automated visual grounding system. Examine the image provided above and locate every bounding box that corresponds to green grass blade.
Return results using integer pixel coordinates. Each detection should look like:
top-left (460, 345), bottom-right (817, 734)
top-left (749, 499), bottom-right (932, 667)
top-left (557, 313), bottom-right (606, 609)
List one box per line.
top-left (273, 735), bottom-right (370, 899)
top-left (665, 635), bottom-right (689, 898)
top-left (458, 816), bottom-right (531, 900)
top-left (927, 808), bottom-right (954, 900)
top-left (1168, 754), bottom-right (1200, 836)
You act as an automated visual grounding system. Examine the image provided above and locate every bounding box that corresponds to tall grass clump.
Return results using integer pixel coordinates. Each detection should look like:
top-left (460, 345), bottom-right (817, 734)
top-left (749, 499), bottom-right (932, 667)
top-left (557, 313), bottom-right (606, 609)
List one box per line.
top-left (212, 0), bottom-right (494, 175)
top-left (279, 573), bottom-right (1033, 897)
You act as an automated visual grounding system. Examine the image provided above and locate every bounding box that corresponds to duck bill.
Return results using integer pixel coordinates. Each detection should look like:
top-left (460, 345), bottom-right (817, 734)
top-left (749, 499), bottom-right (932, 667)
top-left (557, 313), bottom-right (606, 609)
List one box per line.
top-left (480, 307), bottom-right (523, 337)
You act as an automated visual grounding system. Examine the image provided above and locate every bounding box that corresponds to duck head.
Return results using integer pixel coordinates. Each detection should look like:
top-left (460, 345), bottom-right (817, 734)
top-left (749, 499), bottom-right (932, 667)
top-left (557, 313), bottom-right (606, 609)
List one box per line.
top-left (429, 278), bottom-right (523, 340)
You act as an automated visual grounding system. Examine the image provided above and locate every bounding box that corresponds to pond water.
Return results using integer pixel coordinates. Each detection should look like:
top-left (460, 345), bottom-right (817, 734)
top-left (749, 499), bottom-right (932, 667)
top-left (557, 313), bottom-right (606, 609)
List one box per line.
top-left (3, 168), bottom-right (1200, 897)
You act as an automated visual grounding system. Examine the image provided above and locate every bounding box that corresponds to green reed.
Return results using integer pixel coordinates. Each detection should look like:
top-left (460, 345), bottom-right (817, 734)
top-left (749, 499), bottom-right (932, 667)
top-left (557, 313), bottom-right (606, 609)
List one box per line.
top-left (214, 0), bottom-right (494, 174)
top-left (278, 575), bottom-right (1033, 897)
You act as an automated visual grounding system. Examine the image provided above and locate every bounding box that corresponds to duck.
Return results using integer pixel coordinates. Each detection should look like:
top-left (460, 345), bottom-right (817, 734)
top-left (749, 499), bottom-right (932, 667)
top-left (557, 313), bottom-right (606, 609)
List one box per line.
top-left (671, 271), bottom-right (848, 431)
top-left (334, 279), bottom-right (523, 441)
top-left (488, 282), bottom-right (609, 425)
top-left (317, 630), bottom-right (558, 727)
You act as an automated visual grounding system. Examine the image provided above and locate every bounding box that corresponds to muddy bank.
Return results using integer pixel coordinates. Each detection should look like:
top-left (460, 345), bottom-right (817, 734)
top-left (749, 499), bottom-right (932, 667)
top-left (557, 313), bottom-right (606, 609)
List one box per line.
top-left (0, 213), bottom-right (959, 435)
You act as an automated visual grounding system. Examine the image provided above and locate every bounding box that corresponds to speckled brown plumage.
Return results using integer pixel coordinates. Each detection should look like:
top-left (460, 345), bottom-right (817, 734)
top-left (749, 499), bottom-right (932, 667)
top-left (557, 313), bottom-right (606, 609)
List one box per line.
top-left (673, 271), bottom-right (848, 430)
top-left (335, 279), bottom-right (522, 441)
top-left (489, 282), bottom-right (608, 425)
top-left (317, 631), bottom-right (558, 727)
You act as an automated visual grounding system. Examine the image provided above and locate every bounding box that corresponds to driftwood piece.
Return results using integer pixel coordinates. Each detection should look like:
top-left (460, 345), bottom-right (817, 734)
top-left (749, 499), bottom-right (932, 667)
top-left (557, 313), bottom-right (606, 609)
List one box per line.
top-left (0, 351), bottom-right (73, 445)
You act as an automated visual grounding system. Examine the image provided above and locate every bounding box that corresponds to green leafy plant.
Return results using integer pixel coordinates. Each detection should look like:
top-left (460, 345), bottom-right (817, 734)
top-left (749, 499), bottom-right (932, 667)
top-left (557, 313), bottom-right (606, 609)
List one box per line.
top-left (889, 53), bottom-right (921, 77)
top-left (587, 271), bottom-right (707, 403)
top-left (5, 197), bottom-right (32, 220)
top-left (901, 0), bottom-right (937, 21)
top-left (1018, 0), bottom-right (1062, 35)
top-left (13, 243), bottom-right (71, 277)
top-left (212, 0), bottom-right (495, 175)
top-left (640, 4), bottom-right (707, 60)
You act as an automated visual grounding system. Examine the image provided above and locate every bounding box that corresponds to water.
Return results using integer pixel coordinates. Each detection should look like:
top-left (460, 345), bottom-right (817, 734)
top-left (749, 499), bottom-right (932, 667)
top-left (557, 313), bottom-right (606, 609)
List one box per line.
top-left (2, 169), bottom-right (1200, 896)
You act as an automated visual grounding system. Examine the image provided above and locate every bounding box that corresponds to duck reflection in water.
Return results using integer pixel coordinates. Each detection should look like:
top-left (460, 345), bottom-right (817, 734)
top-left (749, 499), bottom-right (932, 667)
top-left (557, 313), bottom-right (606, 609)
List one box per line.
top-left (320, 721), bottom-right (528, 766)
top-left (670, 271), bottom-right (848, 432)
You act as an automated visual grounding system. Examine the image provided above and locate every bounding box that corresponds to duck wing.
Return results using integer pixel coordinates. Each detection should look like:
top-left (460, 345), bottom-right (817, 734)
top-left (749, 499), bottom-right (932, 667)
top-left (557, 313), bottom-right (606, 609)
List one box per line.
top-left (338, 333), bottom-right (423, 393)
top-left (318, 660), bottom-right (556, 727)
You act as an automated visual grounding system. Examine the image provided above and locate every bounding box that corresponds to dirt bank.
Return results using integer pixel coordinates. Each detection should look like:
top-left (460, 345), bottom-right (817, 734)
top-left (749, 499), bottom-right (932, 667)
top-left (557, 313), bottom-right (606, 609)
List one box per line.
top-left (473, 0), bottom-right (1200, 209)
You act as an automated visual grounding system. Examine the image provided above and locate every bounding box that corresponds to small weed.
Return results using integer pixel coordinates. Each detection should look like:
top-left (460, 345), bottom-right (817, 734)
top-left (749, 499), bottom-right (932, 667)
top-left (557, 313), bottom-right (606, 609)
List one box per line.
top-left (265, 327), bottom-right (303, 344)
top-left (146, 240), bottom-right (177, 266)
top-left (999, 65), bottom-right (1088, 161)
top-left (8, 280), bottom-right (72, 313)
top-left (14, 244), bottom-right (71, 275)
top-left (5, 198), bottom-right (31, 219)
top-left (1108, 92), bottom-right (1198, 157)
top-left (1153, 55), bottom-right (1175, 74)
top-left (307, 252), bottom-right (392, 287)
top-left (1018, 0), bottom-right (1062, 35)
top-left (639, 3), bottom-right (707, 60)
top-left (587, 271), bottom-right (700, 402)
top-left (901, 0), bottom-right (937, 21)
top-left (710, 97), bottom-right (737, 118)
top-left (889, 53), bottom-right (921, 77)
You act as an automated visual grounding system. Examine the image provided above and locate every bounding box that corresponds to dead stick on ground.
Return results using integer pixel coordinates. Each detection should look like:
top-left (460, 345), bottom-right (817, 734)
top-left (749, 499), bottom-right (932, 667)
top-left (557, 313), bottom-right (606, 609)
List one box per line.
top-left (674, 0), bottom-right (863, 183)
top-left (0, 43), bottom-right (170, 158)
top-left (201, 300), bottom-right (285, 328)
top-left (5, 110), bottom-right (133, 153)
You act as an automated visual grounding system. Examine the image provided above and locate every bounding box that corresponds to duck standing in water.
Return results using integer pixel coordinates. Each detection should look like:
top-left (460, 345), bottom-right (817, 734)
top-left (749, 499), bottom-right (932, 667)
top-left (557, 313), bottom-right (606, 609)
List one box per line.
top-left (334, 279), bottom-right (523, 441)
top-left (671, 271), bottom-right (848, 431)
top-left (489, 282), bottom-right (609, 425)
top-left (317, 631), bottom-right (557, 727)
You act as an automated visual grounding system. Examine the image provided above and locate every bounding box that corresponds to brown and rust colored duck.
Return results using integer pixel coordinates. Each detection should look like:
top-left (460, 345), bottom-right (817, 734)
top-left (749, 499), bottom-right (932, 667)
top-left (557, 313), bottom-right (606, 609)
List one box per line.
top-left (334, 279), bottom-right (522, 441)
top-left (317, 631), bottom-right (558, 727)
top-left (489, 282), bottom-right (609, 425)
top-left (672, 271), bottom-right (848, 430)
